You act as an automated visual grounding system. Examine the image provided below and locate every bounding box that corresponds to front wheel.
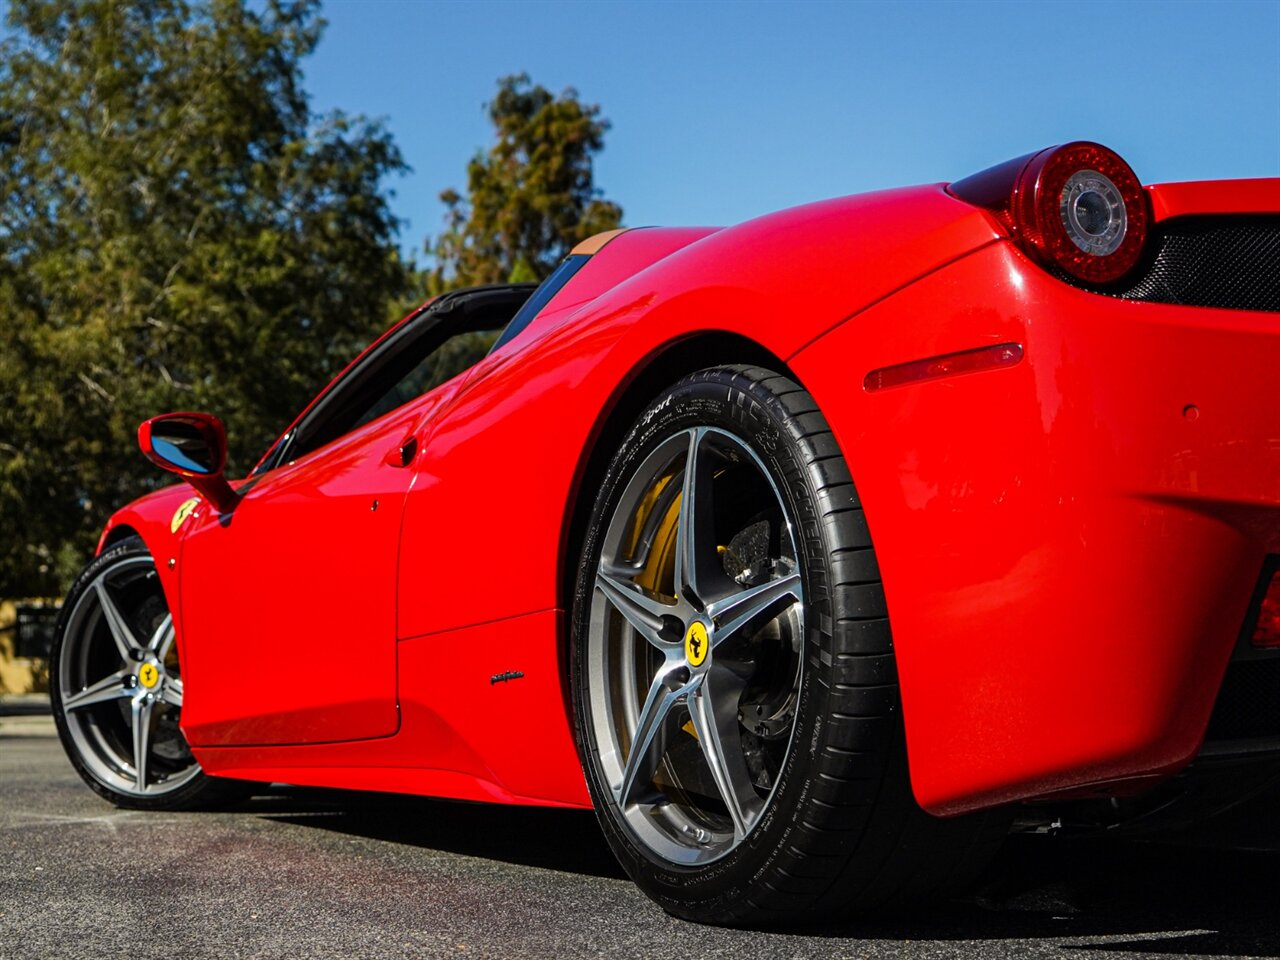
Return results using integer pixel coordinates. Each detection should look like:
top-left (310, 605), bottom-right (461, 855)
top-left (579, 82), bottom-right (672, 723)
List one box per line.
top-left (51, 535), bottom-right (250, 810)
top-left (570, 366), bottom-right (1005, 925)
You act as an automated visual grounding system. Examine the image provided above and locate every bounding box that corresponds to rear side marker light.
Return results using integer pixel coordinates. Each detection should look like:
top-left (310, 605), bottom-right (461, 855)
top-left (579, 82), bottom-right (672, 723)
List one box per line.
top-left (864, 343), bottom-right (1023, 392)
top-left (1250, 568), bottom-right (1280, 649)
top-left (949, 141), bottom-right (1149, 285)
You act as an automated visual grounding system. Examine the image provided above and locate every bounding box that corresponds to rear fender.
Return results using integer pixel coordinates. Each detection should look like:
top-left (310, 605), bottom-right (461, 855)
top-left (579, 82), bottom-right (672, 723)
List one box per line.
top-left (398, 184), bottom-right (1000, 638)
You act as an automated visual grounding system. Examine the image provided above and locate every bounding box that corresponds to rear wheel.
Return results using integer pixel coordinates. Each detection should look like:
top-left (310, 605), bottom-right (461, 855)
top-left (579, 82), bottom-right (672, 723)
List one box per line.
top-left (571, 366), bottom-right (1006, 925)
top-left (52, 536), bottom-right (250, 810)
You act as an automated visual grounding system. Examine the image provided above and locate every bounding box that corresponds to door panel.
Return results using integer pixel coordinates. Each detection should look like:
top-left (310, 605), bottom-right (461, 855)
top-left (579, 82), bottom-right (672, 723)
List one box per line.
top-left (177, 406), bottom-right (426, 747)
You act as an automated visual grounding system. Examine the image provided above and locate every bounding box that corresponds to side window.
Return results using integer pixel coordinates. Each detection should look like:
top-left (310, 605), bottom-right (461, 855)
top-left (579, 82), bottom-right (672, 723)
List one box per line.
top-left (262, 285), bottom-right (534, 471)
top-left (489, 254), bottom-right (589, 352)
top-left (349, 329), bottom-right (501, 434)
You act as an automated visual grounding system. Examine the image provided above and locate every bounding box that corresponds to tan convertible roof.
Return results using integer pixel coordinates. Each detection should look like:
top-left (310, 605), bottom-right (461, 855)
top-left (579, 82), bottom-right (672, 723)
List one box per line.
top-left (570, 228), bottom-right (629, 256)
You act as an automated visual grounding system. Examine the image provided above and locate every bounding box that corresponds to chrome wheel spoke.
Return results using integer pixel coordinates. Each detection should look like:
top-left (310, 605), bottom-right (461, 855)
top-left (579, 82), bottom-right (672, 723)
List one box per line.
top-left (147, 613), bottom-right (174, 656)
top-left (95, 578), bottom-right (142, 663)
top-left (688, 671), bottom-right (761, 840)
top-left (160, 678), bottom-right (183, 708)
top-left (675, 428), bottom-right (724, 609)
top-left (131, 696), bottom-right (154, 791)
top-left (596, 570), bottom-right (674, 651)
top-left (616, 663), bottom-right (693, 805)
top-left (708, 572), bottom-right (803, 649)
top-left (63, 672), bottom-right (131, 712)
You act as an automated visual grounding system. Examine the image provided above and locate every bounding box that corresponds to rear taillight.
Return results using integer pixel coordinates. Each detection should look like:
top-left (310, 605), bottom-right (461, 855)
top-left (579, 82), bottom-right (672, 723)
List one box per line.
top-left (1250, 568), bottom-right (1280, 649)
top-left (950, 141), bottom-right (1149, 285)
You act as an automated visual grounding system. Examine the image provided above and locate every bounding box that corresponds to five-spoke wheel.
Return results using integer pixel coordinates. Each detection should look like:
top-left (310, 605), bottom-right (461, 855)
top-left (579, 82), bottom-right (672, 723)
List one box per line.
top-left (52, 536), bottom-right (247, 809)
top-left (587, 425), bottom-right (805, 864)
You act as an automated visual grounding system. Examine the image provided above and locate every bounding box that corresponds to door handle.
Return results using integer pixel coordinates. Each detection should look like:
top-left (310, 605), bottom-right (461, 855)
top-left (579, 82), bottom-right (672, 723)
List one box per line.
top-left (383, 435), bottom-right (418, 468)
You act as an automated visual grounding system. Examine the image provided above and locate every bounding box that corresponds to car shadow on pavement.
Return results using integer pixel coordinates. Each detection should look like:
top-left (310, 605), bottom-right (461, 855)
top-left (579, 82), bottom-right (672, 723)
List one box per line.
top-left (245, 784), bottom-right (1280, 954)
top-left (250, 785), bottom-right (628, 880)
top-left (811, 837), bottom-right (1280, 955)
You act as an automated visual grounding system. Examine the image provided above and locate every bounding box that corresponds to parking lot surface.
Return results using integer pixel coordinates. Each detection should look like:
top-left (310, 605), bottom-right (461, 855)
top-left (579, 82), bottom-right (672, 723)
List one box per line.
top-left (3, 714), bottom-right (1279, 960)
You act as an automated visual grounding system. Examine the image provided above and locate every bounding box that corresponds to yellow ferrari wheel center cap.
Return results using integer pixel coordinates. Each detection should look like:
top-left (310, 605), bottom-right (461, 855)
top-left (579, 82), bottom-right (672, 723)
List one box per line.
top-left (684, 621), bottom-right (709, 668)
top-left (138, 662), bottom-right (160, 689)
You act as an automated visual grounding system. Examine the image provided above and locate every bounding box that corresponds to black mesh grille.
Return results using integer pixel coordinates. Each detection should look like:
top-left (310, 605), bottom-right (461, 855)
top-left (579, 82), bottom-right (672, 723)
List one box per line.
top-left (1105, 216), bottom-right (1280, 312)
top-left (1205, 657), bottom-right (1280, 741)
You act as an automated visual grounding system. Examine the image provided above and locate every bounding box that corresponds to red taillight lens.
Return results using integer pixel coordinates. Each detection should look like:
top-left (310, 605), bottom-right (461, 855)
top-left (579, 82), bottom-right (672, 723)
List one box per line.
top-left (1014, 142), bottom-right (1148, 283)
top-left (1250, 569), bottom-right (1280, 649)
top-left (950, 141), bottom-right (1149, 285)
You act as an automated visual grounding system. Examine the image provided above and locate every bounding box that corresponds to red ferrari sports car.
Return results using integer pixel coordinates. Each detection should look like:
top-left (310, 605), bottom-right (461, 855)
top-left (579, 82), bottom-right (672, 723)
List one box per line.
top-left (52, 142), bottom-right (1280, 925)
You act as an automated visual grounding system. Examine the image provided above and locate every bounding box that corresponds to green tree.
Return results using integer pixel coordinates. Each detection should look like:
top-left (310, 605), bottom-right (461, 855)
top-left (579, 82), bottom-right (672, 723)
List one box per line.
top-left (428, 73), bottom-right (623, 292)
top-left (0, 0), bottom-right (410, 595)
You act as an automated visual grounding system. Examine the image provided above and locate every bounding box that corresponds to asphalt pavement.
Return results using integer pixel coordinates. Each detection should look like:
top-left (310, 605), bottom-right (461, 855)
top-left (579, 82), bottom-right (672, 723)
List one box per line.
top-left (3, 714), bottom-right (1280, 960)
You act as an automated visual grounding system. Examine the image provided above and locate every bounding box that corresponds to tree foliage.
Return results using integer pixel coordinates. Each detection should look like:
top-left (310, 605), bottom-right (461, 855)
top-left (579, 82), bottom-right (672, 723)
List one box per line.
top-left (0, 0), bottom-right (410, 594)
top-left (428, 73), bottom-right (623, 291)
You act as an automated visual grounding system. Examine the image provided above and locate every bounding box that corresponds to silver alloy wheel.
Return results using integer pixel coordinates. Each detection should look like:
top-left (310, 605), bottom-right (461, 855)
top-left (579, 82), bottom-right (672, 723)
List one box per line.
top-left (588, 426), bottom-right (805, 865)
top-left (58, 554), bottom-right (200, 797)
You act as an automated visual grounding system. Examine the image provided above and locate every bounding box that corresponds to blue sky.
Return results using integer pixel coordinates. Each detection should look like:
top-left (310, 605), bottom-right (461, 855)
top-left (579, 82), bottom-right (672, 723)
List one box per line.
top-left (305, 0), bottom-right (1279, 258)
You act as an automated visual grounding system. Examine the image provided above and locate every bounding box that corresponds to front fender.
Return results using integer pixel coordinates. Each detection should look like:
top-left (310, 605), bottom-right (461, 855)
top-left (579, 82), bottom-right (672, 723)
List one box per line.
top-left (95, 483), bottom-right (204, 645)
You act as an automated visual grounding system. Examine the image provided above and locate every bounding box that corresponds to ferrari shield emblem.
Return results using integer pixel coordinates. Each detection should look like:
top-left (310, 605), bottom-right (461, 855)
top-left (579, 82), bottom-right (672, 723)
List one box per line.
top-left (170, 497), bottom-right (200, 534)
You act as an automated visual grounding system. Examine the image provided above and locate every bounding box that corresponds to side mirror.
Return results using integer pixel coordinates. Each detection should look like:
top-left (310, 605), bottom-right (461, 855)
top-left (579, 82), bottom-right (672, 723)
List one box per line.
top-left (138, 412), bottom-right (239, 513)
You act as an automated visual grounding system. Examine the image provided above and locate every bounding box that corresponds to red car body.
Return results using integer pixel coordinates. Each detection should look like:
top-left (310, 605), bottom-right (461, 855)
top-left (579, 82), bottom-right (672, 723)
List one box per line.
top-left (98, 158), bottom-right (1280, 819)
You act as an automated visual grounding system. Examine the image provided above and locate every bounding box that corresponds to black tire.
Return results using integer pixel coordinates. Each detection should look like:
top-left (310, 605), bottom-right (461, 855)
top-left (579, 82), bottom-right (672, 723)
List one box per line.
top-left (570, 365), bottom-right (1006, 926)
top-left (52, 535), bottom-right (252, 811)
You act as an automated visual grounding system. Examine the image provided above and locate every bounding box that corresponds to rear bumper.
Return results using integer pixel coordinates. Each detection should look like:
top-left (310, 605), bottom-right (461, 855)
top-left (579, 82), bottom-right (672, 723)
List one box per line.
top-left (791, 240), bottom-right (1280, 815)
